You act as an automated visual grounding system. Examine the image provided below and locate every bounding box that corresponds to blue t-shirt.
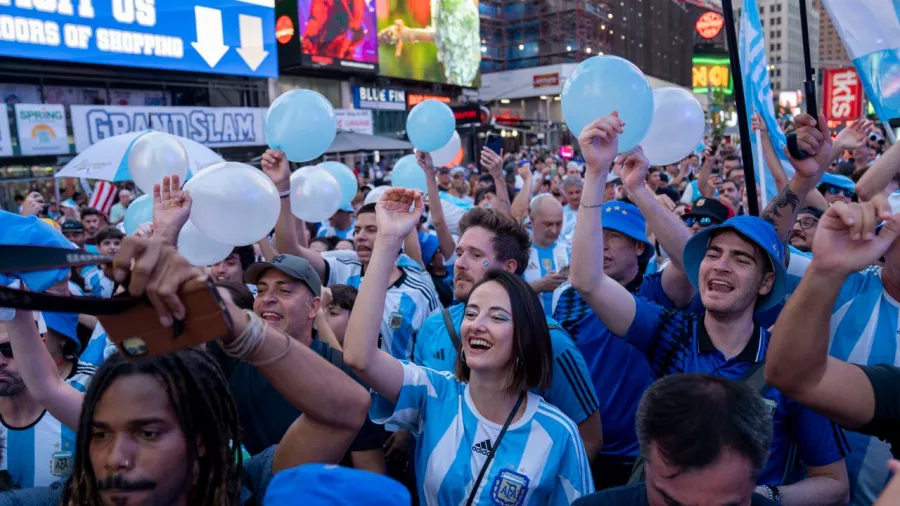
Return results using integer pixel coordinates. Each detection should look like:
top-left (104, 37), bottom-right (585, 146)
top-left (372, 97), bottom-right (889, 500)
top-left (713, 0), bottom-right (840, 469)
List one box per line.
top-left (371, 361), bottom-right (594, 505)
top-left (413, 304), bottom-right (599, 425)
top-left (624, 296), bottom-right (850, 485)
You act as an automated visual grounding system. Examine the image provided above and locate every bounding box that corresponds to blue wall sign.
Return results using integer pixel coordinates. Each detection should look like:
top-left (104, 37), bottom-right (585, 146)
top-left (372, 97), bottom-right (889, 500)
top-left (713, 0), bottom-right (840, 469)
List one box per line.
top-left (0, 0), bottom-right (278, 78)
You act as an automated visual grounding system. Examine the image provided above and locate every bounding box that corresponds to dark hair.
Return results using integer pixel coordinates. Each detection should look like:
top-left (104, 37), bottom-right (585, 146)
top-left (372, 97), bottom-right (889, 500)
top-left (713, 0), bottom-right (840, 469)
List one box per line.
top-left (723, 178), bottom-right (741, 189)
top-left (478, 174), bottom-right (494, 184)
top-left (723, 154), bottom-right (742, 166)
top-left (356, 203), bottom-right (377, 216)
top-left (310, 236), bottom-right (338, 251)
top-left (328, 284), bottom-right (358, 311)
top-left (458, 207), bottom-right (531, 276)
top-left (798, 207), bottom-right (823, 220)
top-left (81, 207), bottom-right (103, 220)
top-left (474, 185), bottom-right (497, 206)
top-left (95, 227), bottom-right (124, 245)
top-left (62, 350), bottom-right (242, 505)
top-left (835, 161), bottom-right (855, 178)
top-left (14, 193), bottom-right (24, 202)
top-left (454, 269), bottom-right (553, 394)
top-left (637, 374), bottom-right (772, 479)
top-left (214, 280), bottom-right (255, 310)
top-left (230, 246), bottom-right (256, 272)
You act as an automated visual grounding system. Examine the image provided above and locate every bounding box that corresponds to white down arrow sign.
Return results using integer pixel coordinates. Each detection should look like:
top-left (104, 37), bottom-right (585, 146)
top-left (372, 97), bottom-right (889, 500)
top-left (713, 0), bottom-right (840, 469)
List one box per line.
top-left (237, 14), bottom-right (269, 71)
top-left (192, 6), bottom-right (229, 68)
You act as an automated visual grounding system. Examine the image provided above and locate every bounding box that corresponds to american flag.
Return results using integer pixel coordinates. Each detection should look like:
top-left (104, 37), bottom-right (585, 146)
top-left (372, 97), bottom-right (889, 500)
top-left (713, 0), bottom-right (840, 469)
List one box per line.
top-left (87, 180), bottom-right (117, 216)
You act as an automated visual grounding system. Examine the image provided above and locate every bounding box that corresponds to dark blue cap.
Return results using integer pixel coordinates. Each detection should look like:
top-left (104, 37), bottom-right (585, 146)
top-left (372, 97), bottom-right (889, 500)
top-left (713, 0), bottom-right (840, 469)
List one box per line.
top-left (264, 464), bottom-right (410, 506)
top-left (682, 215), bottom-right (787, 313)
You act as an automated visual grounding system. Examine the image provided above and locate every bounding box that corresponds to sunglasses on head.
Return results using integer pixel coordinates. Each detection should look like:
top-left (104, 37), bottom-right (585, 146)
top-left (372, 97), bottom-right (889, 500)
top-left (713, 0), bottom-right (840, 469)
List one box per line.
top-left (825, 185), bottom-right (856, 199)
top-left (797, 216), bottom-right (819, 230)
top-left (683, 216), bottom-right (720, 228)
top-left (0, 343), bottom-right (13, 359)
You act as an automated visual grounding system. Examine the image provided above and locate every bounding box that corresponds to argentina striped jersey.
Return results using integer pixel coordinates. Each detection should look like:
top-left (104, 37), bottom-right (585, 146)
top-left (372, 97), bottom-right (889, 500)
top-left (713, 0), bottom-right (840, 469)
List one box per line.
top-left (371, 362), bottom-right (594, 505)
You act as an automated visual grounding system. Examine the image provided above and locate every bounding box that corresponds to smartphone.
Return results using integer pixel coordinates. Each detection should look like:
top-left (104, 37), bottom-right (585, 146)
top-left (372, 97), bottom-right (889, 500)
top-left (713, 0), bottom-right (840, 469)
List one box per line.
top-left (558, 265), bottom-right (571, 277)
top-left (100, 277), bottom-right (232, 360)
top-left (485, 133), bottom-right (502, 156)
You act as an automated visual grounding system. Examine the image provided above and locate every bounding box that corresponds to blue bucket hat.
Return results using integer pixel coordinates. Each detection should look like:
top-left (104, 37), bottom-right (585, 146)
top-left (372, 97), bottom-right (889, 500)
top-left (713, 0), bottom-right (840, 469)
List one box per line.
top-left (42, 311), bottom-right (82, 353)
top-left (682, 215), bottom-right (787, 313)
top-left (418, 231), bottom-right (440, 266)
top-left (602, 201), bottom-right (653, 262)
top-left (264, 464), bottom-right (410, 506)
top-left (818, 172), bottom-right (856, 192)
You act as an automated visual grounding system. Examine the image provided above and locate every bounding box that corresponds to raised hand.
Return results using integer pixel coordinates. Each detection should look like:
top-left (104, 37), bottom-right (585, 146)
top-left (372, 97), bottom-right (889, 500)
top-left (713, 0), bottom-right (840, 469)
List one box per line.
top-left (375, 187), bottom-right (424, 241)
top-left (21, 191), bottom-right (44, 217)
top-left (152, 175), bottom-right (191, 245)
top-left (480, 147), bottom-right (504, 178)
top-left (811, 195), bottom-right (899, 275)
top-left (751, 112), bottom-right (766, 133)
top-left (619, 146), bottom-right (650, 191)
top-left (415, 150), bottom-right (435, 178)
top-left (517, 162), bottom-right (533, 182)
top-left (786, 113), bottom-right (832, 179)
top-left (578, 112), bottom-right (625, 173)
top-left (261, 149), bottom-right (291, 192)
top-left (833, 118), bottom-right (875, 154)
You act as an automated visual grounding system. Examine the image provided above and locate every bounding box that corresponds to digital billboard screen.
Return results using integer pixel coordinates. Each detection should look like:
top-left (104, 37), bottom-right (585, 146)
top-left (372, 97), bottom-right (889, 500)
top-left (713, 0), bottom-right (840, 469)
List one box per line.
top-left (276, 0), bottom-right (378, 71)
top-left (376, 0), bottom-right (481, 87)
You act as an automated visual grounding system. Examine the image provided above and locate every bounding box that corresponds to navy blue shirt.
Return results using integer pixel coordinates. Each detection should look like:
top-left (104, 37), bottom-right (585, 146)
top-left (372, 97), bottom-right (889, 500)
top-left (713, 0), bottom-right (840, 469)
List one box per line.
top-left (553, 272), bottom-right (677, 461)
top-left (624, 296), bottom-right (850, 485)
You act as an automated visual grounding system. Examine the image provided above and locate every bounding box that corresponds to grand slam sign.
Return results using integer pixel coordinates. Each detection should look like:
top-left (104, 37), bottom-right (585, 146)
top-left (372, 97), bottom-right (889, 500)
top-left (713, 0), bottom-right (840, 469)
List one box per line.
top-left (0, 0), bottom-right (277, 77)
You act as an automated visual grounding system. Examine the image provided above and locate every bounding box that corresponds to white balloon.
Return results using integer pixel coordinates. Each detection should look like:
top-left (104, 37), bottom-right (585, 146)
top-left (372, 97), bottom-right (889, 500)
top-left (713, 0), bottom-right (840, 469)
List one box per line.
top-left (177, 220), bottom-right (233, 266)
top-left (127, 132), bottom-right (190, 194)
top-left (184, 162), bottom-right (280, 246)
top-left (429, 131), bottom-right (461, 167)
top-left (290, 165), bottom-right (342, 223)
top-left (640, 88), bottom-right (705, 166)
top-left (364, 185), bottom-right (390, 205)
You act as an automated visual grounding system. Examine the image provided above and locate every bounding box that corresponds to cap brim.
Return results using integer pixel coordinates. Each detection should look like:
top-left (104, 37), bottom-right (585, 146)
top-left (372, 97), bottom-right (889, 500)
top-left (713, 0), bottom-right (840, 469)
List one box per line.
top-left (682, 224), bottom-right (787, 313)
top-left (243, 262), bottom-right (279, 285)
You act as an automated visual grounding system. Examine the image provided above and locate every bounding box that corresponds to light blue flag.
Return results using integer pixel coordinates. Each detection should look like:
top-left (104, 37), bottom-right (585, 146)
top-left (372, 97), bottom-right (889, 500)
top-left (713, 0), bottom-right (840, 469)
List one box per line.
top-left (738, 0), bottom-right (795, 202)
top-left (822, 0), bottom-right (900, 126)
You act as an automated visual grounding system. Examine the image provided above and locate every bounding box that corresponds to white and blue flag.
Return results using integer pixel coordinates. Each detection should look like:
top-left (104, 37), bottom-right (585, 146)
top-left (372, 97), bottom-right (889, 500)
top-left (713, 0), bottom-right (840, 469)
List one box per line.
top-left (738, 0), bottom-right (795, 202)
top-left (822, 0), bottom-right (900, 124)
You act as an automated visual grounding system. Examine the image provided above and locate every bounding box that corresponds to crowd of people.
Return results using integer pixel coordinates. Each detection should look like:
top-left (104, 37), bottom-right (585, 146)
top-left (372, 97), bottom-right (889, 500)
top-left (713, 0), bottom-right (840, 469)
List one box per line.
top-left (0, 106), bottom-right (899, 506)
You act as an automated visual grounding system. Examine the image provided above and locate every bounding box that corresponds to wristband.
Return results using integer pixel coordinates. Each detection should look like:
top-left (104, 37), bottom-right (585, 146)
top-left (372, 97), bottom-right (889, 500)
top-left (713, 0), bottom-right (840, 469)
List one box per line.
top-left (279, 190), bottom-right (290, 199)
top-left (769, 485), bottom-right (782, 504)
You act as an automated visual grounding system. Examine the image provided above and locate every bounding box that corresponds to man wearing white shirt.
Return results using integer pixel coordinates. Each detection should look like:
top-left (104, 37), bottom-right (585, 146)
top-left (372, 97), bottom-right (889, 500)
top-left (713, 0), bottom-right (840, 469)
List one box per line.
top-left (524, 195), bottom-right (570, 315)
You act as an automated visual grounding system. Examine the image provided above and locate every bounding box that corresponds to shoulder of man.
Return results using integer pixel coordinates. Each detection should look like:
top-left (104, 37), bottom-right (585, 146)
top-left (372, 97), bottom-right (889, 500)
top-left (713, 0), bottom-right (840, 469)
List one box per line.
top-left (572, 482), bottom-right (647, 505)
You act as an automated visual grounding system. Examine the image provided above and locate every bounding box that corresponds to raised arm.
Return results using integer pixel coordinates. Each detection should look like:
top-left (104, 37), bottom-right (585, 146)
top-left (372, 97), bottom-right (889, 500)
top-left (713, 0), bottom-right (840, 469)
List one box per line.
top-left (568, 113), bottom-right (636, 337)
top-left (857, 134), bottom-right (900, 201)
top-left (697, 146), bottom-right (719, 198)
top-left (260, 149), bottom-right (328, 280)
top-left (761, 114), bottom-right (832, 248)
top-left (511, 163), bottom-right (534, 223)
top-left (4, 310), bottom-right (84, 429)
top-left (342, 188), bottom-right (424, 403)
top-left (416, 151), bottom-right (455, 259)
top-left (752, 112), bottom-right (789, 191)
top-left (766, 197), bottom-right (899, 429)
top-left (620, 147), bottom-right (695, 308)
top-left (481, 147), bottom-right (512, 217)
top-left (151, 175), bottom-right (192, 247)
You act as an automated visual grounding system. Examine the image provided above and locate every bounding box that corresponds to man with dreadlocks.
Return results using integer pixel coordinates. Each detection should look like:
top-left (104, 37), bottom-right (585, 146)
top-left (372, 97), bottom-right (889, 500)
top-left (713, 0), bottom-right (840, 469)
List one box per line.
top-left (0, 236), bottom-right (373, 506)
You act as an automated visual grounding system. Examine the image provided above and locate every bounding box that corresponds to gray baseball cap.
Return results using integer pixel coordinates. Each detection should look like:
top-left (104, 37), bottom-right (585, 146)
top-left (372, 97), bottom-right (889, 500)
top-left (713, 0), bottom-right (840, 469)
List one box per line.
top-left (244, 254), bottom-right (322, 297)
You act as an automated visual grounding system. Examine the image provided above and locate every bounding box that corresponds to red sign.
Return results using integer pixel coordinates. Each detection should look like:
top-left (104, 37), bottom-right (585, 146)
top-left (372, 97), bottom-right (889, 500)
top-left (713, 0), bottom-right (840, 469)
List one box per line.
top-left (824, 68), bottom-right (863, 122)
top-left (533, 73), bottom-right (560, 88)
top-left (559, 145), bottom-right (574, 159)
top-left (407, 94), bottom-right (452, 108)
top-left (275, 15), bottom-right (294, 45)
top-left (695, 11), bottom-right (724, 39)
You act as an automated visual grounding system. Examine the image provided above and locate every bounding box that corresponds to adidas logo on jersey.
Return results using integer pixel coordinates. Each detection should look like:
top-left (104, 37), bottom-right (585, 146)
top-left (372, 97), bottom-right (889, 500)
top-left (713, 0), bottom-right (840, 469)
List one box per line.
top-left (472, 439), bottom-right (492, 456)
top-left (433, 349), bottom-right (445, 361)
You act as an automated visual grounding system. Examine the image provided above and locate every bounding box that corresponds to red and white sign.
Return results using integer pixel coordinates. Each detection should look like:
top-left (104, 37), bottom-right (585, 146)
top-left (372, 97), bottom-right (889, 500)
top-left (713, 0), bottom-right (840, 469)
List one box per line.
top-left (824, 68), bottom-right (863, 122)
top-left (533, 73), bottom-right (560, 88)
top-left (336, 109), bottom-right (374, 135)
top-left (695, 11), bottom-right (725, 39)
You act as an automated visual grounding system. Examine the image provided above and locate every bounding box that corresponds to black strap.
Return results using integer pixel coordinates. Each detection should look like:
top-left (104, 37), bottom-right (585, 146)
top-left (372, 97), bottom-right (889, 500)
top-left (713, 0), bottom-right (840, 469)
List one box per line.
top-left (465, 393), bottom-right (525, 506)
top-left (443, 307), bottom-right (461, 353)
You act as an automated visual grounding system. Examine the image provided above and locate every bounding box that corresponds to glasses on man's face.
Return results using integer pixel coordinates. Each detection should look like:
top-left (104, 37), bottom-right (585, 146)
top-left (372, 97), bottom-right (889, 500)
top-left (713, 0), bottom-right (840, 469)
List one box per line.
top-left (684, 216), bottom-right (720, 228)
top-left (0, 343), bottom-right (13, 359)
top-left (797, 216), bottom-right (819, 230)
top-left (826, 185), bottom-right (856, 199)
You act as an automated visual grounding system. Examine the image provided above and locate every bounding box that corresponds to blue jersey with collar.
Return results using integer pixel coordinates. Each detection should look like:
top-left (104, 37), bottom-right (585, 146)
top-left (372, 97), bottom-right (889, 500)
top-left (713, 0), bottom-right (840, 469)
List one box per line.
top-left (316, 222), bottom-right (355, 240)
top-left (371, 362), bottom-right (594, 505)
top-left (413, 304), bottom-right (599, 425)
top-left (624, 296), bottom-right (849, 485)
top-left (551, 273), bottom-right (679, 461)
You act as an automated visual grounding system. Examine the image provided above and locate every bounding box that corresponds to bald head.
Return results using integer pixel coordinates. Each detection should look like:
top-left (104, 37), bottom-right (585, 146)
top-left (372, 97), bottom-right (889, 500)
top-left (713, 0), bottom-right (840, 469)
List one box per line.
top-left (530, 194), bottom-right (564, 247)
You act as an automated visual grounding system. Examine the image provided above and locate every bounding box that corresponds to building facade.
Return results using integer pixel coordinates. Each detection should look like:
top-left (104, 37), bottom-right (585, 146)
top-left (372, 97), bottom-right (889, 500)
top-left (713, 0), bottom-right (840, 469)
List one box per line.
top-left (755, 0), bottom-right (820, 93)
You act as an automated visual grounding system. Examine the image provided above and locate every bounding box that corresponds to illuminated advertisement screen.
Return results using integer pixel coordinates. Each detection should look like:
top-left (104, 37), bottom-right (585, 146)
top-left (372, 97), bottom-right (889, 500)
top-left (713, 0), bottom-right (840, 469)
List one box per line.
top-left (276, 0), bottom-right (378, 71)
top-left (692, 56), bottom-right (733, 96)
top-left (376, 0), bottom-right (481, 87)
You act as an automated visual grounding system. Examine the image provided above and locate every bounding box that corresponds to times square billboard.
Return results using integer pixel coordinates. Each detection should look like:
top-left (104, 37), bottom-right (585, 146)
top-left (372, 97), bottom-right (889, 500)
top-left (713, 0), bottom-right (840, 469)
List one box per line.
top-left (275, 0), bottom-right (481, 86)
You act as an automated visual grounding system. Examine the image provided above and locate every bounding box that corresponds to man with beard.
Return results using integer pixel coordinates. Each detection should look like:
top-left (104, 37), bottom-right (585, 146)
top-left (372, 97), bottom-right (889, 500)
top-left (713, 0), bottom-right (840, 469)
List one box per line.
top-left (789, 208), bottom-right (822, 254)
top-left (570, 113), bottom-right (850, 505)
top-left (261, 149), bottom-right (440, 362)
top-left (412, 205), bottom-right (603, 463)
top-left (79, 208), bottom-right (105, 247)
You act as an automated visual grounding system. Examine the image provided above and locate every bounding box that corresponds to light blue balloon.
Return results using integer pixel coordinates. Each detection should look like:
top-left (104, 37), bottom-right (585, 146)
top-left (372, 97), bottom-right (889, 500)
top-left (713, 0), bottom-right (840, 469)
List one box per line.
top-left (561, 55), bottom-right (654, 153)
top-left (266, 90), bottom-right (337, 163)
top-left (391, 155), bottom-right (427, 192)
top-left (123, 194), bottom-right (153, 235)
top-left (406, 100), bottom-right (455, 152)
top-left (320, 161), bottom-right (358, 208)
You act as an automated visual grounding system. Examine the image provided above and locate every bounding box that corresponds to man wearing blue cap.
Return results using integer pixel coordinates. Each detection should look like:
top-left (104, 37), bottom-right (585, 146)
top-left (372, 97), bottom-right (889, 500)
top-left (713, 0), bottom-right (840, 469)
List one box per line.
top-left (570, 113), bottom-right (850, 506)
top-left (818, 173), bottom-right (857, 206)
top-left (317, 205), bottom-right (356, 240)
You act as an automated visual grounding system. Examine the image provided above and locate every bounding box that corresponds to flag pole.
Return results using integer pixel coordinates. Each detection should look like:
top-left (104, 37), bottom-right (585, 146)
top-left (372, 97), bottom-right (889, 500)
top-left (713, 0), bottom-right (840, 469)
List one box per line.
top-left (720, 0), bottom-right (760, 216)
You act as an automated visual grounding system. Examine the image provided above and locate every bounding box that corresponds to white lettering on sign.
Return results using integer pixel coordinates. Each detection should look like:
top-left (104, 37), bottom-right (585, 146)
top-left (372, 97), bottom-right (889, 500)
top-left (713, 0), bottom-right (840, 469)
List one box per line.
top-left (825, 68), bottom-right (862, 122)
top-left (7, 0), bottom-right (95, 19)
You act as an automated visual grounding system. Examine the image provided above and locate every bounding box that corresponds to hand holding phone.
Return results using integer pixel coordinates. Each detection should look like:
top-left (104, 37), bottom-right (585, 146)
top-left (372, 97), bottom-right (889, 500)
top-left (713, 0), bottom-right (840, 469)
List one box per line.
top-left (485, 133), bottom-right (503, 156)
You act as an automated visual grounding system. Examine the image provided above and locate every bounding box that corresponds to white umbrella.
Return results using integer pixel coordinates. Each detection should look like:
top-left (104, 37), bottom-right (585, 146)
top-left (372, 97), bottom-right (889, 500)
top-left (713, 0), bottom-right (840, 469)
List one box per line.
top-left (56, 130), bottom-right (224, 181)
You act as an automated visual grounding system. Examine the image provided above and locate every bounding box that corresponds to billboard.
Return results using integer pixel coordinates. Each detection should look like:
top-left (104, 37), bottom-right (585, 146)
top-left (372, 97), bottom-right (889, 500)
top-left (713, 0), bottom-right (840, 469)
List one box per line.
top-left (14, 104), bottom-right (70, 155)
top-left (376, 0), bottom-right (480, 87)
top-left (824, 68), bottom-right (863, 122)
top-left (692, 55), bottom-right (733, 95)
top-left (0, 0), bottom-right (277, 78)
top-left (276, 0), bottom-right (377, 71)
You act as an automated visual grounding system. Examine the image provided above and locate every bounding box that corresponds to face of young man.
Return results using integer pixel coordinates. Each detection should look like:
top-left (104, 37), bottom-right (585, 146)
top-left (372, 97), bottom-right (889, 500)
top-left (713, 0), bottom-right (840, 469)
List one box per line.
top-left (352, 213), bottom-right (378, 266)
top-left (698, 231), bottom-right (774, 316)
top-left (83, 216), bottom-right (102, 237)
top-left (210, 253), bottom-right (244, 283)
top-left (88, 373), bottom-right (191, 506)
